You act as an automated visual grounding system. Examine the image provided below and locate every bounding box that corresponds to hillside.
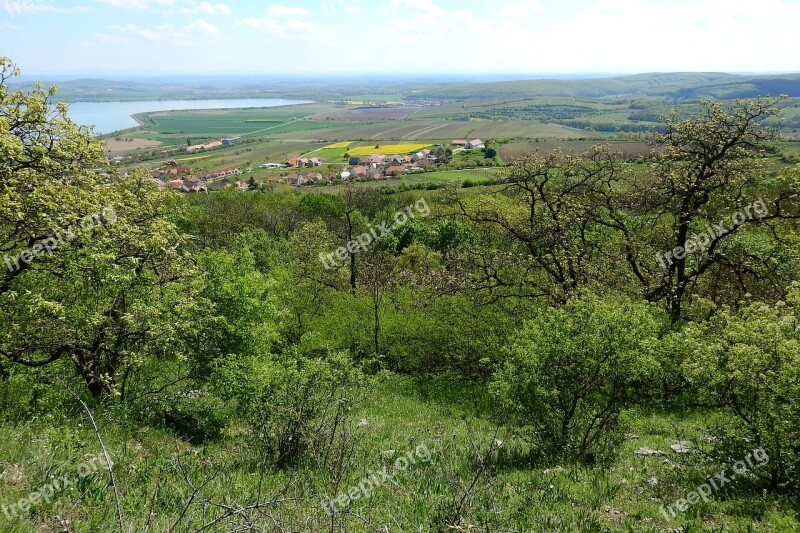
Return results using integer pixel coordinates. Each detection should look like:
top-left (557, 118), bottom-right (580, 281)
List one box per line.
top-left (11, 72), bottom-right (800, 104)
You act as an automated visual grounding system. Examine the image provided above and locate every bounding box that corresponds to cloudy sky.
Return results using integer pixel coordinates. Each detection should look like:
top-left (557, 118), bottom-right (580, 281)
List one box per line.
top-left (1, 0), bottom-right (799, 76)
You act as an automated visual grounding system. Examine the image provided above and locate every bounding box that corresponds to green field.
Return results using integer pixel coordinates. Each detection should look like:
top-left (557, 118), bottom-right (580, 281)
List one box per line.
top-left (102, 80), bottom-right (800, 176)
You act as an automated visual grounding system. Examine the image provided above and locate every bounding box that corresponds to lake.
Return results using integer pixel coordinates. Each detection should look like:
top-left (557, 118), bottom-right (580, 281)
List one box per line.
top-left (65, 99), bottom-right (311, 135)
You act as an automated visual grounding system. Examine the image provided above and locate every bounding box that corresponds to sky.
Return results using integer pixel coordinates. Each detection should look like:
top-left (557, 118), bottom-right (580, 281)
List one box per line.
top-left (1, 0), bottom-right (799, 76)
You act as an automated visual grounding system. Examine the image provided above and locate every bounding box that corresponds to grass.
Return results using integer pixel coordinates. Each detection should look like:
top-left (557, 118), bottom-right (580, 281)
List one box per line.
top-left (309, 147), bottom-right (350, 161)
top-left (1, 374), bottom-right (797, 531)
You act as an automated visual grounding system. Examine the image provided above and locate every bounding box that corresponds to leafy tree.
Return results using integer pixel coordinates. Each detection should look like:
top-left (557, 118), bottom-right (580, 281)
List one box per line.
top-left (190, 240), bottom-right (278, 376)
top-left (457, 148), bottom-right (616, 303)
top-left (275, 221), bottom-right (343, 348)
top-left (0, 58), bottom-right (200, 397)
top-left (682, 287), bottom-right (800, 489)
top-left (599, 99), bottom-right (800, 321)
top-left (491, 293), bottom-right (665, 463)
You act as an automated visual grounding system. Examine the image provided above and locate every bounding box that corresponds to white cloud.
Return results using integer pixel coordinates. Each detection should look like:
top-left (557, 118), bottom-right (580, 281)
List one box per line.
top-left (93, 0), bottom-right (177, 8)
top-left (110, 23), bottom-right (163, 40)
top-left (500, 0), bottom-right (548, 18)
top-left (197, 1), bottom-right (229, 14)
top-left (178, 1), bottom-right (229, 15)
top-left (14, 0), bottom-right (800, 75)
top-left (3, 1), bottom-right (90, 16)
top-left (238, 15), bottom-right (338, 41)
top-left (94, 32), bottom-right (126, 43)
top-left (266, 5), bottom-right (310, 17)
top-left (320, 0), bottom-right (361, 14)
top-left (109, 17), bottom-right (219, 43)
top-left (385, 0), bottom-right (447, 17)
top-left (185, 17), bottom-right (219, 35)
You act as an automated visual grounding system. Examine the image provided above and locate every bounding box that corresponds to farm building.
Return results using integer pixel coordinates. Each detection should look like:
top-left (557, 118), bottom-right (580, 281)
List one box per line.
top-left (222, 137), bottom-right (242, 145)
top-left (385, 165), bottom-right (407, 176)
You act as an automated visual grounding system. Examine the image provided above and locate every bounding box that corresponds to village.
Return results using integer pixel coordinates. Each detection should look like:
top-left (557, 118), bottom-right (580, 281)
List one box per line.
top-left (147, 139), bottom-right (486, 193)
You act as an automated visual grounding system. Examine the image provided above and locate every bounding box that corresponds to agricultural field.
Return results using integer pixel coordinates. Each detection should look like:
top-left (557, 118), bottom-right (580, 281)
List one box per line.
top-left (313, 106), bottom-right (419, 120)
top-left (306, 147), bottom-right (351, 161)
top-left (102, 89), bottom-right (800, 178)
top-left (499, 140), bottom-right (653, 161)
top-left (348, 143), bottom-right (433, 156)
top-left (324, 141), bottom-right (353, 149)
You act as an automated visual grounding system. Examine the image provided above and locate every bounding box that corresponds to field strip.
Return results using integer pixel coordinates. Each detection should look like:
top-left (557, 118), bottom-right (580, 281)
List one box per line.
top-left (406, 106), bottom-right (425, 119)
top-left (241, 112), bottom-right (329, 137)
top-left (369, 121), bottom-right (424, 140)
top-left (402, 122), bottom-right (450, 140)
top-left (300, 146), bottom-right (325, 158)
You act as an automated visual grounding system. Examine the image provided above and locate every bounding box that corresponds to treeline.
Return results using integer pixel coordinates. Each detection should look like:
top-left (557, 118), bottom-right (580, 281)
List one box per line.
top-left (466, 104), bottom-right (600, 121)
top-left (555, 118), bottom-right (664, 132)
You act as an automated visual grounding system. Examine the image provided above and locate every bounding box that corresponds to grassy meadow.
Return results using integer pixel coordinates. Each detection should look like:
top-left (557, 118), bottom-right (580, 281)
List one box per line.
top-left (2, 375), bottom-right (798, 532)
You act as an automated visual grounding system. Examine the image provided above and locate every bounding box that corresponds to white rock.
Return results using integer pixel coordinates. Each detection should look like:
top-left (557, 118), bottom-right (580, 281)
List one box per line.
top-left (634, 447), bottom-right (666, 457)
top-left (671, 441), bottom-right (693, 454)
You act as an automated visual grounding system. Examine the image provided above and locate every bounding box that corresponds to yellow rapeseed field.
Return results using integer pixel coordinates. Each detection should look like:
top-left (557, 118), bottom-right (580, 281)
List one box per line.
top-left (348, 144), bottom-right (431, 156)
top-left (324, 142), bottom-right (353, 149)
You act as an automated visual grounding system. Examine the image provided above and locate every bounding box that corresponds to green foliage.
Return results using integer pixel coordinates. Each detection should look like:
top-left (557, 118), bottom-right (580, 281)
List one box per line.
top-left (3, 56), bottom-right (800, 530)
top-left (490, 294), bottom-right (666, 463)
top-left (158, 391), bottom-right (231, 445)
top-left (682, 286), bottom-right (800, 490)
top-left (1, 59), bottom-right (205, 397)
top-left (212, 350), bottom-right (361, 466)
top-left (190, 242), bottom-right (278, 375)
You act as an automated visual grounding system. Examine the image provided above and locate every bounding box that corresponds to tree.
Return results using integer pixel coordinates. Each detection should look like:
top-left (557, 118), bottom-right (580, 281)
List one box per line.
top-left (456, 147), bottom-right (616, 303)
top-left (682, 286), bottom-right (800, 489)
top-left (490, 294), bottom-right (665, 463)
top-left (0, 58), bottom-right (200, 397)
top-left (597, 99), bottom-right (800, 322)
top-left (457, 99), bottom-right (800, 320)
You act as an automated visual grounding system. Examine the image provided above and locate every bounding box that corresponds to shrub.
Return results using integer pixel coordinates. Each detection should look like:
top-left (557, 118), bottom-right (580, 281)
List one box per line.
top-left (212, 350), bottom-right (361, 466)
top-left (160, 391), bottom-right (231, 444)
top-left (682, 286), bottom-right (800, 490)
top-left (490, 294), bottom-right (665, 463)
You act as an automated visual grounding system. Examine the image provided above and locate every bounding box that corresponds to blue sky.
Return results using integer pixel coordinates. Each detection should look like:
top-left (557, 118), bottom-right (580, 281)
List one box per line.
top-left (1, 0), bottom-right (799, 75)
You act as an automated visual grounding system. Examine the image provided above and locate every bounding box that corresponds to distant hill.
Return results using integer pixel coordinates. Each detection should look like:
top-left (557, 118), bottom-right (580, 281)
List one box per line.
top-left (404, 73), bottom-right (800, 101)
top-left (8, 72), bottom-right (800, 104)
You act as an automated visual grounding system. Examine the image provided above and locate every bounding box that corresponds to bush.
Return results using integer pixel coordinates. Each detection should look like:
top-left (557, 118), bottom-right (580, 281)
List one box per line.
top-left (490, 294), bottom-right (665, 463)
top-left (682, 286), bottom-right (800, 490)
top-left (160, 391), bottom-right (231, 444)
top-left (212, 350), bottom-right (361, 466)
